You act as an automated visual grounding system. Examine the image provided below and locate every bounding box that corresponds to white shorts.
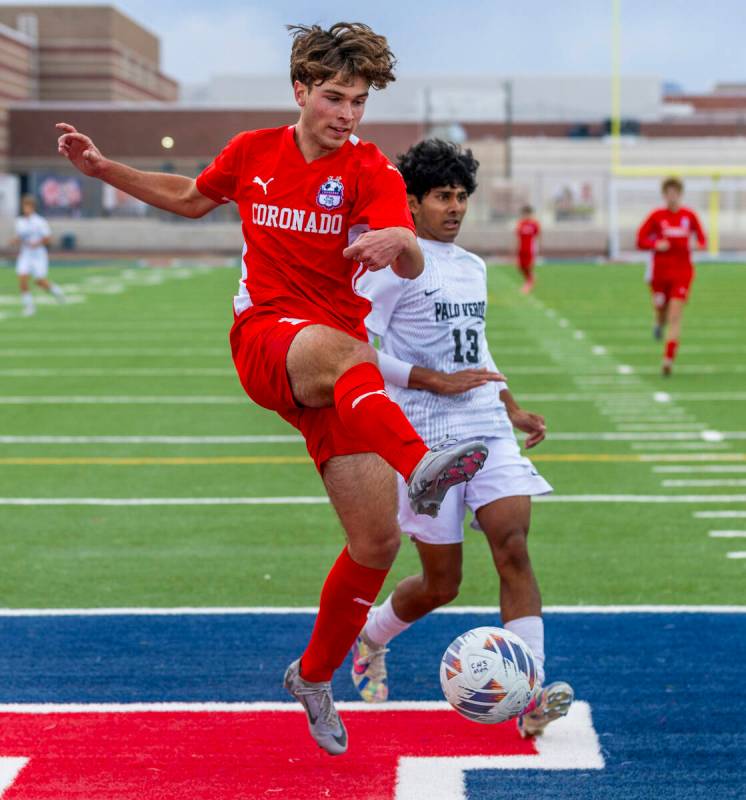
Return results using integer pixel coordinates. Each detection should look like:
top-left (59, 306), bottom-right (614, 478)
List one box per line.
top-left (397, 436), bottom-right (553, 545)
top-left (16, 250), bottom-right (49, 279)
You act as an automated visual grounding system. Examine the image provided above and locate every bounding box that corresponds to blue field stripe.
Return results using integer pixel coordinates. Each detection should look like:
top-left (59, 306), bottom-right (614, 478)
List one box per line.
top-left (0, 612), bottom-right (743, 799)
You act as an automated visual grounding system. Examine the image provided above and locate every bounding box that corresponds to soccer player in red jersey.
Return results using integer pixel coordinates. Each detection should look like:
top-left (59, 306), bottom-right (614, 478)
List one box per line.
top-left (637, 177), bottom-right (706, 376)
top-left (56, 23), bottom-right (488, 755)
top-left (515, 205), bottom-right (540, 293)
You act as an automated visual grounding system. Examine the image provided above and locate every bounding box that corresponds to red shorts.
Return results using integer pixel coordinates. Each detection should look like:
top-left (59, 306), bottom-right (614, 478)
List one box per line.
top-left (518, 251), bottom-right (534, 269)
top-left (650, 267), bottom-right (694, 307)
top-left (229, 307), bottom-right (369, 472)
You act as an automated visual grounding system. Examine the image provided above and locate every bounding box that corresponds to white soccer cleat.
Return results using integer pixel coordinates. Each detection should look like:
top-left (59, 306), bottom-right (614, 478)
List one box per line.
top-left (517, 680), bottom-right (574, 737)
top-left (407, 439), bottom-right (488, 518)
top-left (351, 634), bottom-right (389, 703)
top-left (283, 658), bottom-right (348, 755)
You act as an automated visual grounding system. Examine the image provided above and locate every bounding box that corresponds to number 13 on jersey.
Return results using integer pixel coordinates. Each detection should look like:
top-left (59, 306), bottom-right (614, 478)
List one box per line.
top-left (452, 328), bottom-right (480, 364)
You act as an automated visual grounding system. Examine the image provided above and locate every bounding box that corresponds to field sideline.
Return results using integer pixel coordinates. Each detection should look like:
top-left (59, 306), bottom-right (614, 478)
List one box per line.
top-left (0, 258), bottom-right (744, 608)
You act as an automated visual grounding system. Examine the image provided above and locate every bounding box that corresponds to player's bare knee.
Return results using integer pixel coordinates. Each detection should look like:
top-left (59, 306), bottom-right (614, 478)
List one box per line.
top-left (336, 339), bottom-right (377, 377)
top-left (423, 579), bottom-right (460, 608)
top-left (492, 528), bottom-right (531, 576)
top-left (350, 525), bottom-right (400, 567)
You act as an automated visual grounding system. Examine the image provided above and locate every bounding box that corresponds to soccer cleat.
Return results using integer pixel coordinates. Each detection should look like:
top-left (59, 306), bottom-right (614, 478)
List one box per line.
top-left (407, 439), bottom-right (488, 517)
top-left (283, 658), bottom-right (348, 755)
top-left (517, 681), bottom-right (574, 738)
top-left (662, 360), bottom-right (673, 377)
top-left (351, 634), bottom-right (389, 703)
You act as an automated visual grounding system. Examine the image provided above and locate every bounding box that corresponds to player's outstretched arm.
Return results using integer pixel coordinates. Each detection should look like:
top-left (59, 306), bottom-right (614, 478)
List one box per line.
top-left (411, 366), bottom-right (506, 395)
top-left (501, 388), bottom-right (546, 448)
top-left (343, 227), bottom-right (423, 278)
top-left (375, 349), bottom-right (504, 394)
top-left (56, 123), bottom-right (219, 219)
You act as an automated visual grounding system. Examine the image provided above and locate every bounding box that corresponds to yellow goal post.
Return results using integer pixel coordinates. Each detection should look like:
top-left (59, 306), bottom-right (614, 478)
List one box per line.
top-left (609, 0), bottom-right (746, 259)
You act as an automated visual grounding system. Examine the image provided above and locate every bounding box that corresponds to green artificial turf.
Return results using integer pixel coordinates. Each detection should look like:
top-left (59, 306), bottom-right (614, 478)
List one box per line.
top-left (0, 259), bottom-right (743, 607)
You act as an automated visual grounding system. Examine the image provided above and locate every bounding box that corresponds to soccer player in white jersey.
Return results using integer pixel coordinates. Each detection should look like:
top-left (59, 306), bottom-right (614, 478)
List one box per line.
top-left (353, 139), bottom-right (574, 737)
top-left (10, 195), bottom-right (64, 316)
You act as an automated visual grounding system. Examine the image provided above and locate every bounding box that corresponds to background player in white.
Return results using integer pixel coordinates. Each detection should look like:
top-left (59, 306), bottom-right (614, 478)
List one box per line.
top-left (10, 195), bottom-right (64, 316)
top-left (353, 139), bottom-right (573, 737)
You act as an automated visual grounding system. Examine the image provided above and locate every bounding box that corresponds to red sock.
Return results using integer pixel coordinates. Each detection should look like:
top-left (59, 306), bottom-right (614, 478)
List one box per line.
top-left (665, 339), bottom-right (679, 361)
top-left (301, 547), bottom-right (389, 682)
top-left (334, 362), bottom-right (428, 481)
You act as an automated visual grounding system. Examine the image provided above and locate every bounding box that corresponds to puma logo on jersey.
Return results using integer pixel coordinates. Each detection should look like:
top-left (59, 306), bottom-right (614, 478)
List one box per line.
top-left (351, 389), bottom-right (388, 409)
top-left (278, 317), bottom-right (309, 326)
top-left (252, 176), bottom-right (274, 195)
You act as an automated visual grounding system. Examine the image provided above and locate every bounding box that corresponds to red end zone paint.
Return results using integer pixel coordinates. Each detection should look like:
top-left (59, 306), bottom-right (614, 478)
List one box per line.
top-left (0, 710), bottom-right (537, 800)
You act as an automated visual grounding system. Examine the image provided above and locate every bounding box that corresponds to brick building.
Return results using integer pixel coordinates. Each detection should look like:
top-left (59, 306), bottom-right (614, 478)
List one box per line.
top-left (0, 4), bottom-right (177, 172)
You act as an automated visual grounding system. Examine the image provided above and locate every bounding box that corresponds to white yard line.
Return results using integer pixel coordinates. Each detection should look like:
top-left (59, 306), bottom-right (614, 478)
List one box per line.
top-left (0, 368), bottom-right (234, 377)
top-left (0, 396), bottom-right (247, 405)
top-left (517, 392), bottom-right (746, 402)
top-left (0, 435), bottom-right (302, 444)
top-left (663, 479), bottom-right (746, 487)
top-left (694, 511), bottom-right (746, 518)
top-left (709, 531), bottom-right (746, 538)
top-left (631, 442), bottom-right (729, 451)
top-left (726, 551), bottom-right (746, 559)
top-left (0, 605), bottom-right (741, 617)
top-left (550, 431), bottom-right (740, 441)
top-left (601, 345), bottom-right (746, 354)
top-left (0, 497), bottom-right (331, 506)
top-left (619, 424), bottom-right (706, 431)
top-left (3, 494), bottom-right (746, 506)
top-left (0, 348), bottom-right (226, 357)
top-left (655, 466), bottom-right (746, 473)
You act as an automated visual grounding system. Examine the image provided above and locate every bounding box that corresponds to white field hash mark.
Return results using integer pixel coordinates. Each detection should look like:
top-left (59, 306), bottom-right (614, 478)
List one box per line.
top-left (695, 511), bottom-right (746, 518)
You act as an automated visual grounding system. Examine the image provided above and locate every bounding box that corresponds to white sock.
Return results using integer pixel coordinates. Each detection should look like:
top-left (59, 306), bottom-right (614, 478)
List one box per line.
top-left (364, 593), bottom-right (412, 646)
top-left (21, 291), bottom-right (34, 311)
top-left (505, 615), bottom-right (545, 685)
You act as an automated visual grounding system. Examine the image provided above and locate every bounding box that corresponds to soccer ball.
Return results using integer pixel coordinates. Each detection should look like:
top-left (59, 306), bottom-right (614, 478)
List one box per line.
top-left (440, 626), bottom-right (538, 724)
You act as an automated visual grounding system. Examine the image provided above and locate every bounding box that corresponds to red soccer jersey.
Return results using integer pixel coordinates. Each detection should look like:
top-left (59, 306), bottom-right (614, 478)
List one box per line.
top-left (196, 125), bottom-right (415, 338)
top-left (636, 206), bottom-right (706, 272)
top-left (516, 218), bottom-right (540, 254)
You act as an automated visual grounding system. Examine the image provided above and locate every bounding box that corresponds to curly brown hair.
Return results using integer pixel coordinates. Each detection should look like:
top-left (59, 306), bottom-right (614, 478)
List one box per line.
top-left (287, 22), bottom-right (396, 90)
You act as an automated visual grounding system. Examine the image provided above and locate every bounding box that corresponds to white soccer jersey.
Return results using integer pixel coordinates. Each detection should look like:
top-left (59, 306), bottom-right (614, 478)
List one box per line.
top-left (358, 237), bottom-right (514, 445)
top-left (15, 213), bottom-right (51, 255)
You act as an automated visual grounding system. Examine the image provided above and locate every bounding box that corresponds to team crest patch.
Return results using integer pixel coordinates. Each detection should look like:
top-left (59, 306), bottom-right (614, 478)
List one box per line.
top-left (316, 176), bottom-right (344, 209)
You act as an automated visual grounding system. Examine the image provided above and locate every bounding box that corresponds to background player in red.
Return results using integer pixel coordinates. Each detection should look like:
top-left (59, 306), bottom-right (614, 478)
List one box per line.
top-left (515, 204), bottom-right (541, 293)
top-left (637, 177), bottom-right (706, 376)
top-left (56, 22), bottom-right (487, 756)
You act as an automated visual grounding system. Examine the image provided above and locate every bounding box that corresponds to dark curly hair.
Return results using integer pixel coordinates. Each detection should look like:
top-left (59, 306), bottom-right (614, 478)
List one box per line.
top-left (397, 139), bottom-right (479, 200)
top-left (287, 22), bottom-right (396, 90)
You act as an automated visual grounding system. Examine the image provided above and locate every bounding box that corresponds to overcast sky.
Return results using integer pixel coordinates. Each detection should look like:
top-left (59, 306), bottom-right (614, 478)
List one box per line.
top-left (7, 0), bottom-right (745, 91)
